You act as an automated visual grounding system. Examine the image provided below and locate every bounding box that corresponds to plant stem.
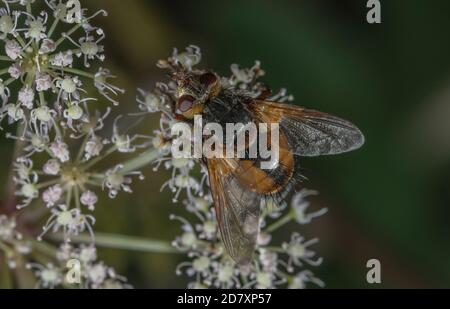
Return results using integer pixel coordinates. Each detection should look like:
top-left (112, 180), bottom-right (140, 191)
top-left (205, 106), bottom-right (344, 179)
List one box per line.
top-left (82, 145), bottom-right (117, 171)
top-left (265, 211), bottom-right (294, 233)
top-left (0, 56), bottom-right (13, 61)
top-left (30, 238), bottom-right (58, 258)
top-left (55, 23), bottom-right (82, 47)
top-left (49, 66), bottom-right (95, 79)
top-left (120, 148), bottom-right (160, 174)
top-left (51, 232), bottom-right (179, 254)
top-left (0, 241), bottom-right (12, 256)
top-left (26, 2), bottom-right (32, 15)
top-left (47, 18), bottom-right (59, 39)
top-left (4, 123), bottom-right (27, 213)
top-left (0, 257), bottom-right (13, 289)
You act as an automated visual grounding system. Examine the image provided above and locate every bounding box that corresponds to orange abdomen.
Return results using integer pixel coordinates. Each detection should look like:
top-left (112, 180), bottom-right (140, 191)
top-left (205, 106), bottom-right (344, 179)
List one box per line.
top-left (236, 133), bottom-right (294, 195)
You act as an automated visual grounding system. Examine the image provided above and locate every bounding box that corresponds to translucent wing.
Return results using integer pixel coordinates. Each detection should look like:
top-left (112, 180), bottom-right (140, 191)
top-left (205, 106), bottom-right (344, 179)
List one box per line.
top-left (252, 100), bottom-right (365, 157)
top-left (207, 158), bottom-right (261, 265)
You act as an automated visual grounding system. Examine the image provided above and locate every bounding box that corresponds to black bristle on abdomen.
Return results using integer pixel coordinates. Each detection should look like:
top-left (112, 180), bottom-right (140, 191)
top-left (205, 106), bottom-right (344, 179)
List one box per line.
top-left (263, 156), bottom-right (305, 208)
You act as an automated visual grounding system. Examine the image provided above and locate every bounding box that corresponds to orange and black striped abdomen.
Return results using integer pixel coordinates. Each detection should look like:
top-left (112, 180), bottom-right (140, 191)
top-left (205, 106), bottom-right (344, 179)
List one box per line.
top-left (235, 132), bottom-right (295, 195)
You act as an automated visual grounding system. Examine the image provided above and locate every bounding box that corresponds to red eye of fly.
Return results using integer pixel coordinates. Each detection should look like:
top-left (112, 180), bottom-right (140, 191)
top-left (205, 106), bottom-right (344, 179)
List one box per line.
top-left (199, 72), bottom-right (217, 88)
top-left (178, 95), bottom-right (195, 113)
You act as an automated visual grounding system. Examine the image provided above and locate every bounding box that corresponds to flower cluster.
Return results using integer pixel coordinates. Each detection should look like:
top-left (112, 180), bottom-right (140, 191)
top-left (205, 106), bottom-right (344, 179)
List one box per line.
top-left (0, 0), bottom-right (132, 288)
top-left (12, 108), bottom-right (146, 242)
top-left (0, 0), bottom-right (123, 134)
top-left (0, 213), bottom-right (130, 289)
top-left (28, 242), bottom-right (131, 289)
top-left (139, 46), bottom-right (328, 288)
top-left (1, 0), bottom-right (149, 243)
top-left (0, 214), bottom-right (32, 269)
top-left (170, 190), bottom-right (326, 289)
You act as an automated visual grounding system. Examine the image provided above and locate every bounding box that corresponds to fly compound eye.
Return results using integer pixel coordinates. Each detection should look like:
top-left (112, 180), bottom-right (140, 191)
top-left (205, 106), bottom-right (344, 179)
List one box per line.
top-left (199, 72), bottom-right (218, 88)
top-left (177, 95), bottom-right (196, 113)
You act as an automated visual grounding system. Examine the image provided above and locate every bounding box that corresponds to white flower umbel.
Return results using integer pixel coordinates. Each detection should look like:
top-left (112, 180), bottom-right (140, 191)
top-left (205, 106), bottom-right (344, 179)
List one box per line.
top-left (25, 242), bottom-right (131, 289)
top-left (13, 108), bottom-right (147, 243)
top-left (169, 191), bottom-right (326, 289)
top-left (1, 1), bottom-right (135, 289)
top-left (0, 0), bottom-right (123, 133)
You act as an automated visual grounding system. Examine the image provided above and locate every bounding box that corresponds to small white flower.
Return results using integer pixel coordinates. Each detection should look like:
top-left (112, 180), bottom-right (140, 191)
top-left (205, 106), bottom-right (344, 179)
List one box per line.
top-left (27, 263), bottom-right (63, 289)
top-left (32, 106), bottom-right (55, 123)
top-left (188, 196), bottom-right (211, 213)
top-left (255, 271), bottom-right (274, 289)
top-left (56, 243), bottom-right (73, 262)
top-left (8, 63), bottom-right (23, 79)
top-left (39, 205), bottom-right (95, 242)
top-left (111, 118), bottom-right (139, 153)
top-left (229, 61), bottom-right (265, 89)
top-left (5, 104), bottom-right (24, 122)
top-left (0, 215), bottom-right (18, 242)
top-left (84, 135), bottom-right (104, 160)
top-left (94, 68), bottom-right (124, 106)
top-left (79, 246), bottom-right (97, 264)
top-left (65, 30), bottom-right (105, 67)
top-left (197, 220), bottom-right (216, 240)
top-left (14, 157), bottom-right (34, 181)
top-left (171, 45), bottom-right (201, 70)
top-left (18, 86), bottom-right (35, 109)
top-left (103, 165), bottom-right (143, 199)
top-left (63, 101), bottom-right (88, 131)
top-left (0, 13), bottom-right (15, 36)
top-left (67, 104), bottom-right (84, 120)
top-left (137, 89), bottom-right (163, 113)
top-left (80, 39), bottom-right (100, 58)
top-left (282, 233), bottom-right (323, 270)
top-left (259, 249), bottom-right (278, 273)
top-left (291, 190), bottom-right (328, 225)
top-left (42, 185), bottom-right (63, 207)
top-left (288, 270), bottom-right (325, 289)
top-left (214, 263), bottom-right (238, 288)
top-left (162, 173), bottom-right (199, 202)
top-left (86, 262), bottom-right (107, 286)
top-left (180, 232), bottom-right (197, 248)
top-left (49, 138), bottom-right (70, 162)
top-left (39, 38), bottom-right (56, 54)
top-left (5, 40), bottom-right (21, 60)
top-left (26, 18), bottom-right (46, 40)
top-left (59, 76), bottom-right (78, 94)
top-left (43, 159), bottom-right (61, 175)
top-left (35, 73), bottom-right (53, 91)
top-left (51, 51), bottom-right (73, 67)
top-left (20, 183), bottom-right (39, 200)
top-left (192, 256), bottom-right (211, 274)
top-left (80, 190), bottom-right (98, 211)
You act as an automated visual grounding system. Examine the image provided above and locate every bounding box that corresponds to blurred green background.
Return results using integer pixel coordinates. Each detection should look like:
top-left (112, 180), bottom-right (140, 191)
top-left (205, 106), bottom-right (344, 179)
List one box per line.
top-left (2, 0), bottom-right (450, 288)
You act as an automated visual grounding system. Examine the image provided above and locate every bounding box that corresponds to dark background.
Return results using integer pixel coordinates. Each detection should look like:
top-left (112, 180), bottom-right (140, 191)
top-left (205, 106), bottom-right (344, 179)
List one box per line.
top-left (2, 0), bottom-right (450, 288)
